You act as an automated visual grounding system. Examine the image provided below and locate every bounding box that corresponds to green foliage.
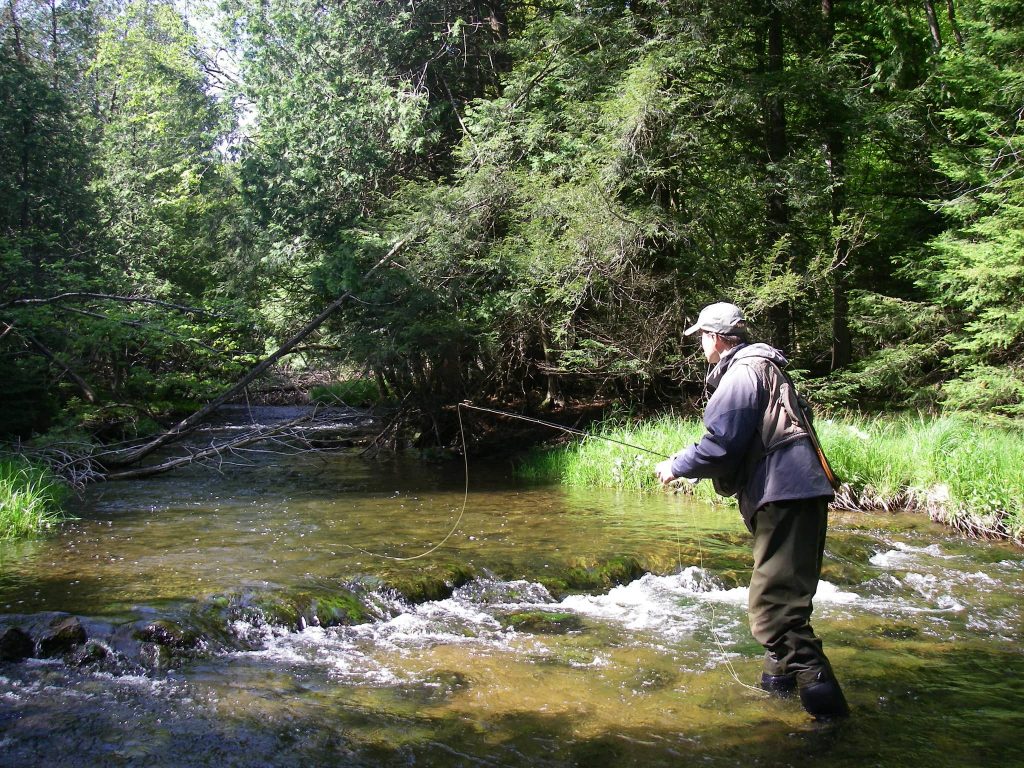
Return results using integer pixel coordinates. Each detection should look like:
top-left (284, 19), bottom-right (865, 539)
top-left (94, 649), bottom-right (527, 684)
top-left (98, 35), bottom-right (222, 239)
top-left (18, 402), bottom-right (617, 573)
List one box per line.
top-left (3, 0), bottom-right (1024, 460)
top-left (310, 378), bottom-right (387, 408)
top-left (517, 415), bottom-right (719, 503)
top-left (939, 365), bottom-right (1024, 416)
top-left (89, 0), bottom-right (232, 296)
top-left (912, 0), bottom-right (1024, 413)
top-left (0, 1), bottom-right (268, 441)
top-left (0, 457), bottom-right (68, 539)
top-left (925, 416), bottom-right (1024, 538)
top-left (323, 0), bottom-right (952, 408)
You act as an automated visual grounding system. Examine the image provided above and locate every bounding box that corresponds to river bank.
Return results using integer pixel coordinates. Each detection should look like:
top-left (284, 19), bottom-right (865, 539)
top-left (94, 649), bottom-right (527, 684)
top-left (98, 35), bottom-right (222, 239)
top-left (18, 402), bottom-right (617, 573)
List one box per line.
top-left (515, 412), bottom-right (1024, 546)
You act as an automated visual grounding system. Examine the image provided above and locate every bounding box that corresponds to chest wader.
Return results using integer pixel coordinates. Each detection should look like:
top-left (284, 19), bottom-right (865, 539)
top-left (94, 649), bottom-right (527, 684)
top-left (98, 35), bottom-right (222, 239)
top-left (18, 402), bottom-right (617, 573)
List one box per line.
top-left (728, 358), bottom-right (849, 720)
top-left (749, 498), bottom-right (848, 719)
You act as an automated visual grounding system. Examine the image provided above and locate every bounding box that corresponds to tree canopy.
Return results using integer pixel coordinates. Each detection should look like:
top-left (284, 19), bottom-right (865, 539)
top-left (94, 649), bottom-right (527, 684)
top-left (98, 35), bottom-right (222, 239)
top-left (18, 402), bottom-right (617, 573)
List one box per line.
top-left (1, 0), bottom-right (1022, 448)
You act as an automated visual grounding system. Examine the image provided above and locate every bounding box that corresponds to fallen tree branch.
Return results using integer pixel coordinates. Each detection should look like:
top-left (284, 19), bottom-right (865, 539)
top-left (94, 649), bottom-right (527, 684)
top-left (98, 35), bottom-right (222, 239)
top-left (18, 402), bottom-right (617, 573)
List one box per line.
top-left (97, 238), bottom-right (409, 470)
top-left (101, 414), bottom-right (315, 481)
top-left (17, 327), bottom-right (97, 404)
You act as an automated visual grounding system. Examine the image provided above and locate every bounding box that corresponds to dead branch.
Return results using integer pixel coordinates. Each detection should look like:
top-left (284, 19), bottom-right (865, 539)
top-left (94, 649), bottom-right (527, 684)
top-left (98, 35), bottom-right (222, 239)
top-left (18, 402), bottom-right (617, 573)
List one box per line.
top-left (16, 327), bottom-right (97, 403)
top-left (101, 414), bottom-right (316, 481)
top-left (1, 292), bottom-right (217, 315)
top-left (97, 238), bottom-right (409, 469)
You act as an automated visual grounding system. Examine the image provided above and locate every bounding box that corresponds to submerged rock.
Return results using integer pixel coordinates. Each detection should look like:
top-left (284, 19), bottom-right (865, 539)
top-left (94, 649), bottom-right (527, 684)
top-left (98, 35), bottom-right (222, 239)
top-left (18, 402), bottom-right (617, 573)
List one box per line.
top-left (378, 563), bottom-right (476, 605)
top-left (134, 620), bottom-right (203, 651)
top-left (37, 615), bottom-right (87, 657)
top-left (540, 555), bottom-right (646, 597)
top-left (499, 610), bottom-right (584, 634)
top-left (0, 626), bottom-right (34, 662)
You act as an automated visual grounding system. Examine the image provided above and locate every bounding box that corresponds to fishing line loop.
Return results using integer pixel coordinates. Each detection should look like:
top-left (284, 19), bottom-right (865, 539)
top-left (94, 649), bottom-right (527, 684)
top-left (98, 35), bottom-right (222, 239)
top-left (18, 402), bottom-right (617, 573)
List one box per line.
top-left (350, 399), bottom-right (765, 695)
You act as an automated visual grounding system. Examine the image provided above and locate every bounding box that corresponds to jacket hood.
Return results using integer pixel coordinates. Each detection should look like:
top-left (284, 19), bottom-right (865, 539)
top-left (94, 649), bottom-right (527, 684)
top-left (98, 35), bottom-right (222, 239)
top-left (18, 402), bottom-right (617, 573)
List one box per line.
top-left (707, 343), bottom-right (788, 388)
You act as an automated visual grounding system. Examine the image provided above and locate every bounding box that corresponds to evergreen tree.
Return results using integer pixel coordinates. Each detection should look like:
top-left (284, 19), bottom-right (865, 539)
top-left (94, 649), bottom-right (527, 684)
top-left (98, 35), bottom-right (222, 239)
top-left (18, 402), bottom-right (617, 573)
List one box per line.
top-left (919, 0), bottom-right (1024, 415)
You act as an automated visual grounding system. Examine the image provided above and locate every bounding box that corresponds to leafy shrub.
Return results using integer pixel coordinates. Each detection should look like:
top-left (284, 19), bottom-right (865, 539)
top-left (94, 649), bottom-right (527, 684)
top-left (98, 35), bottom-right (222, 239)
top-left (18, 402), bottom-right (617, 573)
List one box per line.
top-left (939, 365), bottom-right (1024, 416)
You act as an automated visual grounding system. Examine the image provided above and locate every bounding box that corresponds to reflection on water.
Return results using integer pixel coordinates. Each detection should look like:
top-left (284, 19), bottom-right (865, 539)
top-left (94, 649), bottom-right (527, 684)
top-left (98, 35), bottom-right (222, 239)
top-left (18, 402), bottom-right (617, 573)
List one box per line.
top-left (1, 450), bottom-right (1023, 767)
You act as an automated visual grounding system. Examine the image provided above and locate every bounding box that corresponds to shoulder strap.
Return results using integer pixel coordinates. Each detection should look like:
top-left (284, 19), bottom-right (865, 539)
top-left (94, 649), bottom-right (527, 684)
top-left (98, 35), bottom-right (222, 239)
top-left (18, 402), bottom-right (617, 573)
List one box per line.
top-left (733, 356), bottom-right (842, 491)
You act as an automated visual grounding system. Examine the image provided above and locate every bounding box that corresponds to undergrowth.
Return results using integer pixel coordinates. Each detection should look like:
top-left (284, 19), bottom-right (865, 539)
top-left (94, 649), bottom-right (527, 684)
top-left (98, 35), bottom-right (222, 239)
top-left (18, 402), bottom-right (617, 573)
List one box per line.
top-left (0, 457), bottom-right (68, 539)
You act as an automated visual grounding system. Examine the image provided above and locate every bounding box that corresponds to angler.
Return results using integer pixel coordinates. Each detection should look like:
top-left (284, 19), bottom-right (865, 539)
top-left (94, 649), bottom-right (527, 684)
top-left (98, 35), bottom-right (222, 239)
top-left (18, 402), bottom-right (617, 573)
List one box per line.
top-left (654, 301), bottom-right (849, 722)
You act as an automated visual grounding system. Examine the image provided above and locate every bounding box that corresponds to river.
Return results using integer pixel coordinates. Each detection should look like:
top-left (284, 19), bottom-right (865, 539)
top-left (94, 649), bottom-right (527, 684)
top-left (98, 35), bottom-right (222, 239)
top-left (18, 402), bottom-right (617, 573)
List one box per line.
top-left (1, 435), bottom-right (1022, 767)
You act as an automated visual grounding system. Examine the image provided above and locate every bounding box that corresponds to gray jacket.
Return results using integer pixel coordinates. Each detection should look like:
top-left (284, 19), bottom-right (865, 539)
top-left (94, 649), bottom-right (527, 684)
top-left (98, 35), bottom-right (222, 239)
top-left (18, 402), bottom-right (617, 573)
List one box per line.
top-left (669, 343), bottom-right (834, 530)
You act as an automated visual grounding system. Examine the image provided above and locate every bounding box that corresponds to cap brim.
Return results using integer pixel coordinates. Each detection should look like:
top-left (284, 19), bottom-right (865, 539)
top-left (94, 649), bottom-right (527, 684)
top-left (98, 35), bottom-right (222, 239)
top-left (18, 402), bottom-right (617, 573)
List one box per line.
top-left (683, 322), bottom-right (702, 336)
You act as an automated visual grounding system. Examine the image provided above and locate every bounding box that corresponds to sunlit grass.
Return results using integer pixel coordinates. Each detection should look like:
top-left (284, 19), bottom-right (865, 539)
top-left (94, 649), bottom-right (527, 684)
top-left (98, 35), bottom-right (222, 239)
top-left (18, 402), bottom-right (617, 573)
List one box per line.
top-left (517, 413), bottom-right (1024, 542)
top-left (0, 458), bottom-right (68, 539)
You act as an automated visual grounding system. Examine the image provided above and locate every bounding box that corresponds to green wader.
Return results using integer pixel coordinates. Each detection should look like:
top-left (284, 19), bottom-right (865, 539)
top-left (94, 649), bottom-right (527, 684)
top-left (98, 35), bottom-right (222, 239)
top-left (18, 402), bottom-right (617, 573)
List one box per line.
top-left (747, 497), bottom-right (834, 688)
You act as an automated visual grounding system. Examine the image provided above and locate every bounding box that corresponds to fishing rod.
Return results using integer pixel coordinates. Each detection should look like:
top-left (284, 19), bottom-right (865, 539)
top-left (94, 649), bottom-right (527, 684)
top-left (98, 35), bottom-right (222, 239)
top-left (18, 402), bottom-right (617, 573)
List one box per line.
top-left (458, 402), bottom-right (671, 459)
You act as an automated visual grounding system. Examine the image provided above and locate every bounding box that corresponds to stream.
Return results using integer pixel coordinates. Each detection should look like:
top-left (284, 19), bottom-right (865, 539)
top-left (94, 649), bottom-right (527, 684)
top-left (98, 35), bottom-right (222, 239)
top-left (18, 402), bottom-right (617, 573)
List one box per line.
top-left (1, 418), bottom-right (1022, 767)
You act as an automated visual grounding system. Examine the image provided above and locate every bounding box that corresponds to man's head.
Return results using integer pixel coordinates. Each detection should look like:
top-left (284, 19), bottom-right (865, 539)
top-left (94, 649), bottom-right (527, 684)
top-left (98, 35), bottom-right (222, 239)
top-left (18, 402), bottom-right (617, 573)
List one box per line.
top-left (684, 302), bottom-right (749, 364)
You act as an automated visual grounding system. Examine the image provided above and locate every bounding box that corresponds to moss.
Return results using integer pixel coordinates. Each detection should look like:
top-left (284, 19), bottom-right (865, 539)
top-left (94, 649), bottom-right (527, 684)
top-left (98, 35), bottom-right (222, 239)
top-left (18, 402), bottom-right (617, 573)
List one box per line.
top-left (133, 619), bottom-right (202, 650)
top-left (499, 610), bottom-right (584, 634)
top-left (541, 555), bottom-right (645, 597)
top-left (291, 590), bottom-right (370, 627)
top-left (380, 563), bottom-right (476, 604)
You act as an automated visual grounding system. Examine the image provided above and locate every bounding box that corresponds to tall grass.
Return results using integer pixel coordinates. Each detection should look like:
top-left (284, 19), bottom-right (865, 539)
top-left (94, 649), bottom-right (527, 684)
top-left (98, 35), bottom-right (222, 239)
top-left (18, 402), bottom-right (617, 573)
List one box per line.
top-left (517, 413), bottom-right (1024, 543)
top-left (0, 458), bottom-right (68, 539)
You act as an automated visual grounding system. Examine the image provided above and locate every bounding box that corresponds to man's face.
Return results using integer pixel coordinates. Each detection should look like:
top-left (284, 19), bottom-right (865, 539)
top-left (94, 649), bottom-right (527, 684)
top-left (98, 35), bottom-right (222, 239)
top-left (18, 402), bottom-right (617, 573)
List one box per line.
top-left (701, 330), bottom-right (723, 364)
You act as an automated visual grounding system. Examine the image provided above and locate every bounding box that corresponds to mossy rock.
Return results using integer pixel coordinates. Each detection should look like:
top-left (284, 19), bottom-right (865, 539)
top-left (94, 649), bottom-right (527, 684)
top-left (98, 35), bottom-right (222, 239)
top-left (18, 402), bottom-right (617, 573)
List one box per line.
top-left (187, 590), bottom-right (298, 646)
top-left (194, 585), bottom-right (377, 635)
top-left (821, 533), bottom-right (882, 585)
top-left (380, 563), bottom-right (476, 604)
top-left (869, 623), bottom-right (920, 640)
top-left (37, 615), bottom-right (87, 657)
top-left (825, 533), bottom-right (883, 563)
top-left (499, 610), bottom-right (584, 634)
top-left (290, 590), bottom-right (370, 628)
top-left (133, 619), bottom-right (202, 650)
top-left (714, 569), bottom-right (745, 589)
top-left (541, 555), bottom-right (645, 596)
top-left (244, 592), bottom-right (302, 628)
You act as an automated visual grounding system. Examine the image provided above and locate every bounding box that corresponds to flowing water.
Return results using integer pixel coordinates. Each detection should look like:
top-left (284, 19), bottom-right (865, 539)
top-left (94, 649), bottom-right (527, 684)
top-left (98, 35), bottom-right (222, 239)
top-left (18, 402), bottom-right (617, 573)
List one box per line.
top-left (1, 441), bottom-right (1023, 767)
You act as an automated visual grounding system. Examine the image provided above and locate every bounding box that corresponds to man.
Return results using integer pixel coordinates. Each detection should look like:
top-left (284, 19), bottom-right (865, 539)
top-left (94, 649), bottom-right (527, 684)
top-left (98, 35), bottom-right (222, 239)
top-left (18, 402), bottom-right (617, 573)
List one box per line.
top-left (654, 301), bottom-right (849, 721)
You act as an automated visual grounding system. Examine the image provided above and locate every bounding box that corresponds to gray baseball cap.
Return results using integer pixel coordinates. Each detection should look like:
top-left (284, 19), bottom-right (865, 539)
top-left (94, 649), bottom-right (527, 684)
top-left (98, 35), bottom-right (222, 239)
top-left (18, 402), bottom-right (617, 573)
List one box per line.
top-left (684, 302), bottom-right (747, 336)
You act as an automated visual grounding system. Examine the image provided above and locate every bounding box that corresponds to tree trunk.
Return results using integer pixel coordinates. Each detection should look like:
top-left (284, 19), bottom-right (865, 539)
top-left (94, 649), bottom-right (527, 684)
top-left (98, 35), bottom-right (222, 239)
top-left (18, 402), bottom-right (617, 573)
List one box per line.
top-left (822, 0), bottom-right (852, 370)
top-left (539, 323), bottom-right (564, 410)
top-left (762, 3), bottom-right (792, 351)
top-left (945, 0), bottom-right (963, 47)
top-left (923, 0), bottom-right (943, 51)
top-left (49, 0), bottom-right (59, 88)
top-left (6, 0), bottom-right (25, 63)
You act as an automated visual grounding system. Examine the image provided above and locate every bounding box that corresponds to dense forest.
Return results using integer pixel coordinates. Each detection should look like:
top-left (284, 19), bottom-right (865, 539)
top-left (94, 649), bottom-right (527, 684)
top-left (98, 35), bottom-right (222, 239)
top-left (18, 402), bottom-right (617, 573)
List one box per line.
top-left (1, 0), bottom-right (1022, 456)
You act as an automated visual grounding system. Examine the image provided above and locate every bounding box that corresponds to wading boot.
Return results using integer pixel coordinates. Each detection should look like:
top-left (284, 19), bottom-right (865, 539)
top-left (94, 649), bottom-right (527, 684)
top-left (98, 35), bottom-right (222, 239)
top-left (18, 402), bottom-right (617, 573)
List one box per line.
top-left (760, 672), bottom-right (796, 698)
top-left (799, 671), bottom-right (850, 721)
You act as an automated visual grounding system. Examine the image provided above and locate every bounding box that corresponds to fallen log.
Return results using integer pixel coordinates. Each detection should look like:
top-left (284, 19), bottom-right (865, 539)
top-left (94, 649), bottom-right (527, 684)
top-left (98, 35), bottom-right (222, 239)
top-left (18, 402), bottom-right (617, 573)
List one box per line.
top-left (97, 239), bottom-right (408, 471)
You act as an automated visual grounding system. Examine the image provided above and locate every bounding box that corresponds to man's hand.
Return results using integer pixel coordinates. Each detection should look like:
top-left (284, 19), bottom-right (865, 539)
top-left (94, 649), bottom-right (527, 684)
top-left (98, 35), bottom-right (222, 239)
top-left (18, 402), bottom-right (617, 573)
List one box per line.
top-left (654, 459), bottom-right (676, 485)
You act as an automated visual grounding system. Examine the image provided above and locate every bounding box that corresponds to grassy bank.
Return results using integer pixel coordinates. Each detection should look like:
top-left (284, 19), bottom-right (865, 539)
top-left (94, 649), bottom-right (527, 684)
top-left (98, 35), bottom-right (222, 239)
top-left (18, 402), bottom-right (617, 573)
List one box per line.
top-left (517, 414), bottom-right (1024, 545)
top-left (0, 458), bottom-right (68, 539)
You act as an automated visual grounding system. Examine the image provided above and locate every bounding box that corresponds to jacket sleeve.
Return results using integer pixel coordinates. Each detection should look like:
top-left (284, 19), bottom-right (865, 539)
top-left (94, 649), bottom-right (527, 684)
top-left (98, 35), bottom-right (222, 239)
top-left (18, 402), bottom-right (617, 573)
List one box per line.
top-left (669, 365), bottom-right (762, 480)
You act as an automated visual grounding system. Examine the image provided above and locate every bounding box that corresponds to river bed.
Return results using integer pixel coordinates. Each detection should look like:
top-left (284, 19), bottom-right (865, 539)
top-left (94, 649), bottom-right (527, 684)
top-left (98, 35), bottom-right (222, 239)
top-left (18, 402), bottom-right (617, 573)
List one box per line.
top-left (1, 446), bottom-right (1022, 767)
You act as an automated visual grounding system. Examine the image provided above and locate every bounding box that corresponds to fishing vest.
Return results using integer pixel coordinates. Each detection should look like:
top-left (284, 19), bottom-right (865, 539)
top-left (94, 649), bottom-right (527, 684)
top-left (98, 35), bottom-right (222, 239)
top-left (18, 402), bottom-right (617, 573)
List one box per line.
top-left (710, 355), bottom-right (811, 499)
